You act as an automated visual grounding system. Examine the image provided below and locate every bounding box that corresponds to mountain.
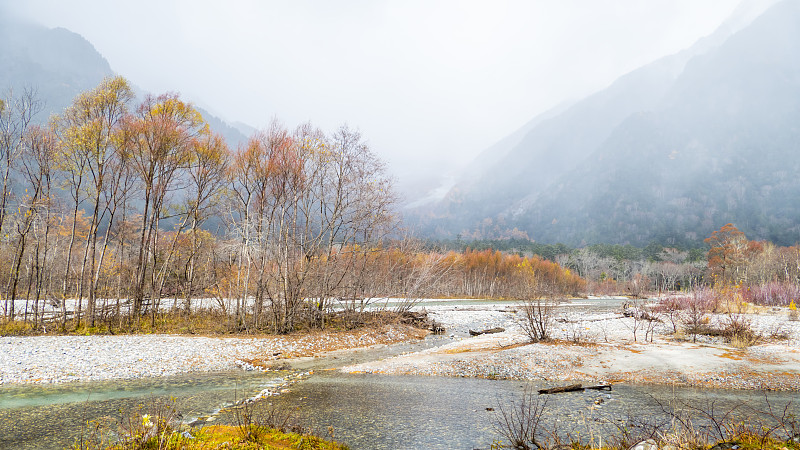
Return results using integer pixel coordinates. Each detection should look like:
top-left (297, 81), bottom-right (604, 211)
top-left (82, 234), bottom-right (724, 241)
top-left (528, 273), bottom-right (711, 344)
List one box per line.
top-left (0, 17), bottom-right (113, 118)
top-left (0, 15), bottom-right (250, 147)
top-left (413, 0), bottom-right (798, 247)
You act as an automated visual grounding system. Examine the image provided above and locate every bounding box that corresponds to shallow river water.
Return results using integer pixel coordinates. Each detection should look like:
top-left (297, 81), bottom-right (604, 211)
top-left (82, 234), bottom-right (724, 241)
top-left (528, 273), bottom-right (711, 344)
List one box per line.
top-left (3, 368), bottom-right (797, 450)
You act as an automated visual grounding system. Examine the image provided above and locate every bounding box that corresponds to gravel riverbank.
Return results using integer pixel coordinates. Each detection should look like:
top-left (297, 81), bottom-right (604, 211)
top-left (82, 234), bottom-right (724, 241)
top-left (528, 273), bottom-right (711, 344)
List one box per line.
top-left (4, 298), bottom-right (800, 390)
top-left (0, 324), bottom-right (423, 385)
top-left (344, 300), bottom-right (800, 391)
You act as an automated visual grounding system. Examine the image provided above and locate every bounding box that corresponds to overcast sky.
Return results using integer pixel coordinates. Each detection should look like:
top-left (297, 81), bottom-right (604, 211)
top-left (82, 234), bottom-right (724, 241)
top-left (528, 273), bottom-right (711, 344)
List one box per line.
top-left (1, 0), bottom-right (772, 197)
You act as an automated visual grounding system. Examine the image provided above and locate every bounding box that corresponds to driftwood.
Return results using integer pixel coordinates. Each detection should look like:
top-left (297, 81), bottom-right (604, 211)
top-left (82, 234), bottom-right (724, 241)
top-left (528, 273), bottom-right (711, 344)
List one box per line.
top-left (430, 320), bottom-right (445, 334)
top-left (468, 327), bottom-right (505, 336)
top-left (538, 384), bottom-right (612, 395)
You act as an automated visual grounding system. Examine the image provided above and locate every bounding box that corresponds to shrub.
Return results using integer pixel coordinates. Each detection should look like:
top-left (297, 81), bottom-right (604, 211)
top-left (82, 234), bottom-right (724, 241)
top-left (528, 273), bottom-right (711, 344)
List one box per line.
top-left (519, 296), bottom-right (561, 343)
top-left (116, 397), bottom-right (183, 449)
top-left (741, 282), bottom-right (800, 307)
top-left (492, 388), bottom-right (800, 450)
top-left (657, 288), bottom-right (722, 343)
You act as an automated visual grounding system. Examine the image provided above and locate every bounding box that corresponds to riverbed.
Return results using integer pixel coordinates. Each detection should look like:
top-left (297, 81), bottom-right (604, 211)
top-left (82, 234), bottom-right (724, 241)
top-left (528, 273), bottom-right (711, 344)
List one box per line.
top-left (2, 297), bottom-right (799, 449)
top-left (3, 369), bottom-right (798, 450)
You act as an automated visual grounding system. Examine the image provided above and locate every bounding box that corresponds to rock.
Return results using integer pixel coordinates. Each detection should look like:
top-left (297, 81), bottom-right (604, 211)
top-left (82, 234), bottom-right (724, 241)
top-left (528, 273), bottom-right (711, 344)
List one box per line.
top-left (269, 362), bottom-right (292, 371)
top-left (187, 417), bottom-right (207, 427)
top-left (709, 442), bottom-right (740, 450)
top-left (629, 439), bottom-right (658, 450)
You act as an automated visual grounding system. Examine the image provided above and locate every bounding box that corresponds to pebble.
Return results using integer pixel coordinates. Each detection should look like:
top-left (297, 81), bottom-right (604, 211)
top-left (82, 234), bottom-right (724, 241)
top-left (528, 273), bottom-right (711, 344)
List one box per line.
top-left (344, 302), bottom-right (800, 391)
top-left (0, 325), bottom-right (418, 385)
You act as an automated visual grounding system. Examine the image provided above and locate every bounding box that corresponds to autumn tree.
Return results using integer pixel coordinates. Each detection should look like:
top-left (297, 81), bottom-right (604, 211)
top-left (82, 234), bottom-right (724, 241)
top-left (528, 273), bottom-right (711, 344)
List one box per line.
top-left (123, 93), bottom-right (207, 318)
top-left (54, 76), bottom-right (134, 326)
top-left (297, 124), bottom-right (398, 326)
top-left (226, 122), bottom-right (398, 333)
top-left (0, 89), bottom-right (42, 319)
top-left (705, 223), bottom-right (748, 286)
top-left (0, 88), bottom-right (40, 237)
top-left (15, 125), bottom-right (58, 326)
top-left (180, 133), bottom-right (228, 311)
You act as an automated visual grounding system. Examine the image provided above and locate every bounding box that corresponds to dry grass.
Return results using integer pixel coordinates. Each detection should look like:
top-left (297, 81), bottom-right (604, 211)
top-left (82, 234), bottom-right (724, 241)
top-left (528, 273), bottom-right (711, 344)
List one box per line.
top-left (70, 397), bottom-right (350, 450)
top-left (491, 388), bottom-right (800, 450)
top-left (0, 309), bottom-right (432, 338)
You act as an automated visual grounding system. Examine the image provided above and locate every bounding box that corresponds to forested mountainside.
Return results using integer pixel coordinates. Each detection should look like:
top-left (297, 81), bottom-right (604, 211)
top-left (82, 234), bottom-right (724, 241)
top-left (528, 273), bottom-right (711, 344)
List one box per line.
top-left (0, 17), bottom-right (112, 117)
top-left (413, 0), bottom-right (800, 247)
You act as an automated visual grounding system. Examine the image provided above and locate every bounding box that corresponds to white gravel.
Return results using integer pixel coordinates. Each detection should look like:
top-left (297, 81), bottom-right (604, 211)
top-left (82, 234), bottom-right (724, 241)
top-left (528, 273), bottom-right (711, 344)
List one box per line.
top-left (344, 300), bottom-right (800, 390)
top-left (4, 299), bottom-right (800, 390)
top-left (0, 325), bottom-right (421, 385)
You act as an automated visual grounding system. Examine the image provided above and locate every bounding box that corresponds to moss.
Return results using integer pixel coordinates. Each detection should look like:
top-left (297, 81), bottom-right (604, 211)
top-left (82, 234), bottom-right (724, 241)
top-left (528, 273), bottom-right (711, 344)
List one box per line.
top-left (74, 425), bottom-right (348, 450)
top-left (184, 425), bottom-right (349, 450)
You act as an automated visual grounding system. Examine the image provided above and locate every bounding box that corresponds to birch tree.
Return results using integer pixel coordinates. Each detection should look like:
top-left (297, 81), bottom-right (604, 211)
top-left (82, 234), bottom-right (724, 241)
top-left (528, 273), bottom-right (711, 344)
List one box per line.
top-left (123, 93), bottom-right (207, 318)
top-left (55, 76), bottom-right (134, 326)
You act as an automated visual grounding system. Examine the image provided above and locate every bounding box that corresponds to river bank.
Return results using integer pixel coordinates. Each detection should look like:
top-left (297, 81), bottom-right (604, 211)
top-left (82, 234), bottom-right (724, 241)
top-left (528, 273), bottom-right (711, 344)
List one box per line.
top-left (0, 323), bottom-right (426, 385)
top-left (344, 299), bottom-right (800, 391)
top-left (4, 298), bottom-right (799, 391)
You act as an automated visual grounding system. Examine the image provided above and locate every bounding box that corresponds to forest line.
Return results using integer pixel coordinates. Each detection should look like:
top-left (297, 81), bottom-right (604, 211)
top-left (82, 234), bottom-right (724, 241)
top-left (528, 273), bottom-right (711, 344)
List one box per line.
top-left (2, 78), bottom-right (798, 336)
top-left (0, 78), bottom-right (582, 334)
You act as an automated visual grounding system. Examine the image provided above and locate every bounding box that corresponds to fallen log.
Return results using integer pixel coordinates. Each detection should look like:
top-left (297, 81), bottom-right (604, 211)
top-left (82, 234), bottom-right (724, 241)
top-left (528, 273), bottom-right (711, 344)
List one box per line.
top-left (468, 327), bottom-right (505, 336)
top-left (585, 384), bottom-right (613, 391)
top-left (538, 384), bottom-right (583, 394)
top-left (538, 384), bottom-right (612, 394)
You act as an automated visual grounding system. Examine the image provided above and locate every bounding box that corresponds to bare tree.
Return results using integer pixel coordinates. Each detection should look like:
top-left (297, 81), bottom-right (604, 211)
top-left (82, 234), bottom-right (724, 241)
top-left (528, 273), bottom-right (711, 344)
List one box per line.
top-left (517, 258), bottom-right (562, 342)
top-left (0, 88), bottom-right (41, 318)
top-left (54, 76), bottom-right (134, 327)
top-left (520, 296), bottom-right (561, 343)
top-left (123, 93), bottom-right (206, 319)
top-left (493, 388), bottom-right (551, 450)
top-left (180, 133), bottom-right (228, 312)
top-left (12, 125), bottom-right (57, 327)
top-left (225, 122), bottom-right (399, 333)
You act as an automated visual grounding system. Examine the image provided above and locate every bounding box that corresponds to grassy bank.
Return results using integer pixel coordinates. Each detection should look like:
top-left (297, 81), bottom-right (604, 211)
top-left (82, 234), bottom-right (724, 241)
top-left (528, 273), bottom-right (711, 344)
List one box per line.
top-left (70, 398), bottom-right (349, 450)
top-left (73, 426), bottom-right (348, 450)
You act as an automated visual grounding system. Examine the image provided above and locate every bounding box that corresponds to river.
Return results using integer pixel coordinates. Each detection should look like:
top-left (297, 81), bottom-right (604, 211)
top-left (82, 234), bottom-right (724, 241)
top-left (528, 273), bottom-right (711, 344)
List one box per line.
top-left (3, 366), bottom-right (797, 449)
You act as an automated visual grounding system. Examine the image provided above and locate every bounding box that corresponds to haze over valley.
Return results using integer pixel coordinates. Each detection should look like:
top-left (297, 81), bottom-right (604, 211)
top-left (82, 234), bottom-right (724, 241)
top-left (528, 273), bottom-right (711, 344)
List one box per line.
top-left (2, 0), bottom-right (783, 248)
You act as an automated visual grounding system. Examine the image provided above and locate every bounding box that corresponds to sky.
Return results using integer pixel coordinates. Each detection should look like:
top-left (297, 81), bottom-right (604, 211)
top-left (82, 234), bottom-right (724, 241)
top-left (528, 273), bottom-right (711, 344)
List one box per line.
top-left (0, 0), bottom-right (770, 198)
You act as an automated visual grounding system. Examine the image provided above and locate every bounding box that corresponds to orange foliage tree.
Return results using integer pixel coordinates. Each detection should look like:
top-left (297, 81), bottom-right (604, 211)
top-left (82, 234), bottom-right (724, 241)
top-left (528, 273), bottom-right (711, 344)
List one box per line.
top-left (705, 223), bottom-right (748, 286)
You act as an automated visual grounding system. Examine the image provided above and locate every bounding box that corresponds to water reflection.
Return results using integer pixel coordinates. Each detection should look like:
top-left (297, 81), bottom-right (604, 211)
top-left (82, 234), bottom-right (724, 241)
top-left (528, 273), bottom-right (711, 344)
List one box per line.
top-left (237, 373), bottom-right (799, 450)
top-left (2, 369), bottom-right (798, 450)
top-left (0, 371), bottom-right (283, 450)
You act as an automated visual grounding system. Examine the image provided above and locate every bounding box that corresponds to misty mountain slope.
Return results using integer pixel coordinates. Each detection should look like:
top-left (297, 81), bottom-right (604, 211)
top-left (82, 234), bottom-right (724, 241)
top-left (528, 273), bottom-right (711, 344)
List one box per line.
top-left (0, 16), bottom-right (250, 147)
top-left (196, 107), bottom-right (250, 149)
top-left (415, 0), bottom-right (800, 246)
top-left (414, 12), bottom-right (733, 237)
top-left (0, 18), bottom-right (113, 118)
top-left (511, 0), bottom-right (800, 246)
top-left (438, 59), bottom-right (680, 224)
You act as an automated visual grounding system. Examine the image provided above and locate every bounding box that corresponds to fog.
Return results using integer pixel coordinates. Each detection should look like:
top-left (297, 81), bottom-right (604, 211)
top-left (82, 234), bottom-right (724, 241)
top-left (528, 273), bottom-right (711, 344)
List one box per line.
top-left (1, 0), bottom-right (761, 198)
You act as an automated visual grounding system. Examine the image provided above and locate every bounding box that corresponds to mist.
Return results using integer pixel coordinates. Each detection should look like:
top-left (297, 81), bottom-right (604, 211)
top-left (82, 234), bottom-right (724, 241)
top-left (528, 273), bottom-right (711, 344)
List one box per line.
top-left (0, 0), bottom-right (755, 200)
